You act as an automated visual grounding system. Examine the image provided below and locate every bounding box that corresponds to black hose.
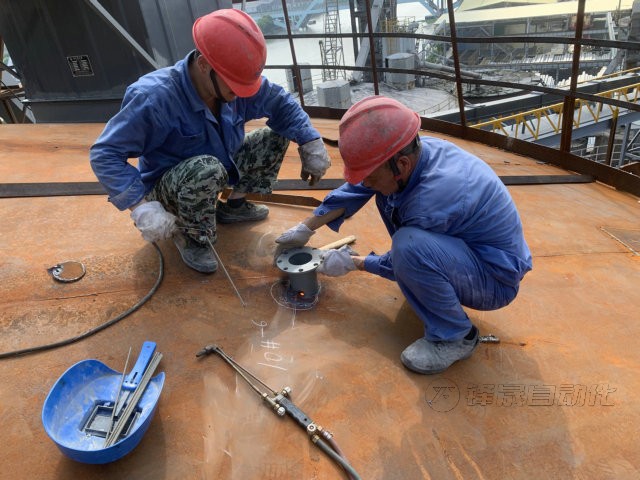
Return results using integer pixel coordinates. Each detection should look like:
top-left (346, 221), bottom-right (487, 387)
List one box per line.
top-left (314, 437), bottom-right (362, 480)
top-left (0, 242), bottom-right (164, 360)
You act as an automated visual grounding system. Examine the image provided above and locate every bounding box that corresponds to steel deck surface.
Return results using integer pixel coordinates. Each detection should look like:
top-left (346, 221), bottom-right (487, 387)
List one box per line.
top-left (1, 121), bottom-right (639, 479)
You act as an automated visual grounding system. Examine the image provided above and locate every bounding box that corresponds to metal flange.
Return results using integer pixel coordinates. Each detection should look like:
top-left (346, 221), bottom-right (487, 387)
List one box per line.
top-left (276, 246), bottom-right (322, 298)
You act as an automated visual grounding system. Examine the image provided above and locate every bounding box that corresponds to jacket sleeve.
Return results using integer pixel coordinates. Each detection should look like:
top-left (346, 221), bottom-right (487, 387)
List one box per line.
top-left (314, 183), bottom-right (397, 280)
top-left (239, 77), bottom-right (320, 146)
top-left (89, 90), bottom-right (169, 210)
top-left (364, 252), bottom-right (396, 281)
top-left (313, 182), bottom-right (375, 231)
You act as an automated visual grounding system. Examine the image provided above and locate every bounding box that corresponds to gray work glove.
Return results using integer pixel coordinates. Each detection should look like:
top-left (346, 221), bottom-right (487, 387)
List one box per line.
top-left (130, 201), bottom-right (177, 242)
top-left (275, 222), bottom-right (315, 248)
top-left (273, 222), bottom-right (315, 265)
top-left (317, 245), bottom-right (357, 277)
top-left (298, 137), bottom-right (330, 186)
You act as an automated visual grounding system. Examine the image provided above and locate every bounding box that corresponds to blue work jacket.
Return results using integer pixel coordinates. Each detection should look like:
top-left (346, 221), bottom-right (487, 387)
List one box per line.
top-left (90, 51), bottom-right (320, 211)
top-left (314, 136), bottom-right (533, 287)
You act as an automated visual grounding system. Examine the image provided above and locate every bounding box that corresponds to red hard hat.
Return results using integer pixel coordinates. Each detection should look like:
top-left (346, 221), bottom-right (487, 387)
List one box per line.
top-left (192, 9), bottom-right (266, 97)
top-left (339, 96), bottom-right (420, 184)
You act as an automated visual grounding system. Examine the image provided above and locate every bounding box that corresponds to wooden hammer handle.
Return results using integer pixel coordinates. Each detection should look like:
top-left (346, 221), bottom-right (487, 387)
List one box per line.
top-left (319, 235), bottom-right (356, 250)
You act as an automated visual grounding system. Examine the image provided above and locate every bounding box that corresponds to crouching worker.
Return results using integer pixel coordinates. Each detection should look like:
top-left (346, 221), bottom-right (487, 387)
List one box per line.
top-left (90, 9), bottom-right (330, 273)
top-left (276, 96), bottom-right (532, 374)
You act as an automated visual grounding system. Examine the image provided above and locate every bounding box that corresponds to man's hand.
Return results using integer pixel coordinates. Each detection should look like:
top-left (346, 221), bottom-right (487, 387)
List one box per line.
top-left (275, 222), bottom-right (315, 248)
top-left (317, 246), bottom-right (357, 277)
top-left (273, 222), bottom-right (315, 264)
top-left (130, 201), bottom-right (177, 242)
top-left (299, 138), bottom-right (330, 186)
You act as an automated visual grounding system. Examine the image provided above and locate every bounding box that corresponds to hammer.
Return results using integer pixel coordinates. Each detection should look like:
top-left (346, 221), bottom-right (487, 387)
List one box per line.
top-left (319, 235), bottom-right (356, 251)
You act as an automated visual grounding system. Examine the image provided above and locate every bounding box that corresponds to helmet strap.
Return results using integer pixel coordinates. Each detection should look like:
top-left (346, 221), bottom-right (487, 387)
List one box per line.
top-left (388, 156), bottom-right (405, 192)
top-left (209, 70), bottom-right (228, 105)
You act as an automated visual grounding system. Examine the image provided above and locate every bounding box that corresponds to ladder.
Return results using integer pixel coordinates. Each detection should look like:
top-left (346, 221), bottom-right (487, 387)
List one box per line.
top-left (320, 0), bottom-right (346, 81)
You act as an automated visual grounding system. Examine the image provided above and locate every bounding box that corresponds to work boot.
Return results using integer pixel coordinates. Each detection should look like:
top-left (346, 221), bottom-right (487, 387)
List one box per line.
top-left (401, 325), bottom-right (479, 374)
top-left (216, 200), bottom-right (269, 224)
top-left (173, 233), bottom-right (218, 273)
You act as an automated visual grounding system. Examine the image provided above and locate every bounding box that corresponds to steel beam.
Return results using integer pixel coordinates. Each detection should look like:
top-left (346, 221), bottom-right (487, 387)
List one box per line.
top-left (83, 0), bottom-right (159, 70)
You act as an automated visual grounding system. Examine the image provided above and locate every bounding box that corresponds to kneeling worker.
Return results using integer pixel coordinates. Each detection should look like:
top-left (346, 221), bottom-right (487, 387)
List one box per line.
top-left (276, 96), bottom-right (532, 374)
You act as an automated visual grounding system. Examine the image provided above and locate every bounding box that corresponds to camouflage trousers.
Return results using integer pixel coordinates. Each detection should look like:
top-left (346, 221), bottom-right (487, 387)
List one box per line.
top-left (147, 127), bottom-right (289, 244)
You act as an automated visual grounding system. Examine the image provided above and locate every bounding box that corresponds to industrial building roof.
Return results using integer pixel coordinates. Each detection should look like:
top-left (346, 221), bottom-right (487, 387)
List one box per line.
top-left (439, 0), bottom-right (633, 24)
top-left (457, 0), bottom-right (558, 14)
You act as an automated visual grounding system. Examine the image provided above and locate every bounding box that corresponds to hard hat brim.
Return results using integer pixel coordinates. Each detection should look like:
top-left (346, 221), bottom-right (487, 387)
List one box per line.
top-left (218, 71), bottom-right (263, 98)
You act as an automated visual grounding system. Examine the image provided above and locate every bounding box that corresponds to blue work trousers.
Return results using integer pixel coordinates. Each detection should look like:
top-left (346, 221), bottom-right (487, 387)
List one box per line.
top-left (391, 227), bottom-right (519, 342)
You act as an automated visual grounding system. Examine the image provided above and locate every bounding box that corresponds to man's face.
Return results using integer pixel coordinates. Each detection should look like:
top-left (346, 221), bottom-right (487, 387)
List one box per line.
top-left (197, 54), bottom-right (237, 103)
top-left (362, 161), bottom-right (398, 196)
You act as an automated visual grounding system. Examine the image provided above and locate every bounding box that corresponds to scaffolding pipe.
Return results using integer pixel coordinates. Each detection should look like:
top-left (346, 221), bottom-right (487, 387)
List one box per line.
top-left (364, 0), bottom-right (380, 95)
top-left (606, 110), bottom-right (619, 167)
top-left (560, 0), bottom-right (586, 152)
top-left (280, 0), bottom-right (305, 106)
top-left (446, 0), bottom-right (466, 126)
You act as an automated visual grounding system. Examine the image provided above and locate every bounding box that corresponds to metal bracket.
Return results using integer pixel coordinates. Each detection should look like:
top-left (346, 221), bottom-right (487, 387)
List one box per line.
top-left (479, 334), bottom-right (500, 344)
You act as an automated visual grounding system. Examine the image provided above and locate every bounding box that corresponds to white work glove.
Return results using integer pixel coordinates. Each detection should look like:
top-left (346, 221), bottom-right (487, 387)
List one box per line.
top-left (317, 245), bottom-right (357, 277)
top-left (298, 138), bottom-right (330, 186)
top-left (130, 201), bottom-right (177, 242)
top-left (275, 222), bottom-right (315, 248)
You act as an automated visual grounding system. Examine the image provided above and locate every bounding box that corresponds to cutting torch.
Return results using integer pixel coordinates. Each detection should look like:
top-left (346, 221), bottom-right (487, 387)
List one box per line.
top-left (197, 344), bottom-right (361, 480)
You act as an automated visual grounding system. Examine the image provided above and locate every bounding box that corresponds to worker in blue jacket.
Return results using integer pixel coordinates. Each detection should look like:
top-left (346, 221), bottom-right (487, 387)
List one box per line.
top-left (90, 9), bottom-right (330, 273)
top-left (276, 96), bottom-right (532, 374)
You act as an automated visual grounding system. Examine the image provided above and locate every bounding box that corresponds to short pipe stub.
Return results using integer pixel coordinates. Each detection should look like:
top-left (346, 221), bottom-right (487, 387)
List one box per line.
top-left (276, 246), bottom-right (322, 297)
